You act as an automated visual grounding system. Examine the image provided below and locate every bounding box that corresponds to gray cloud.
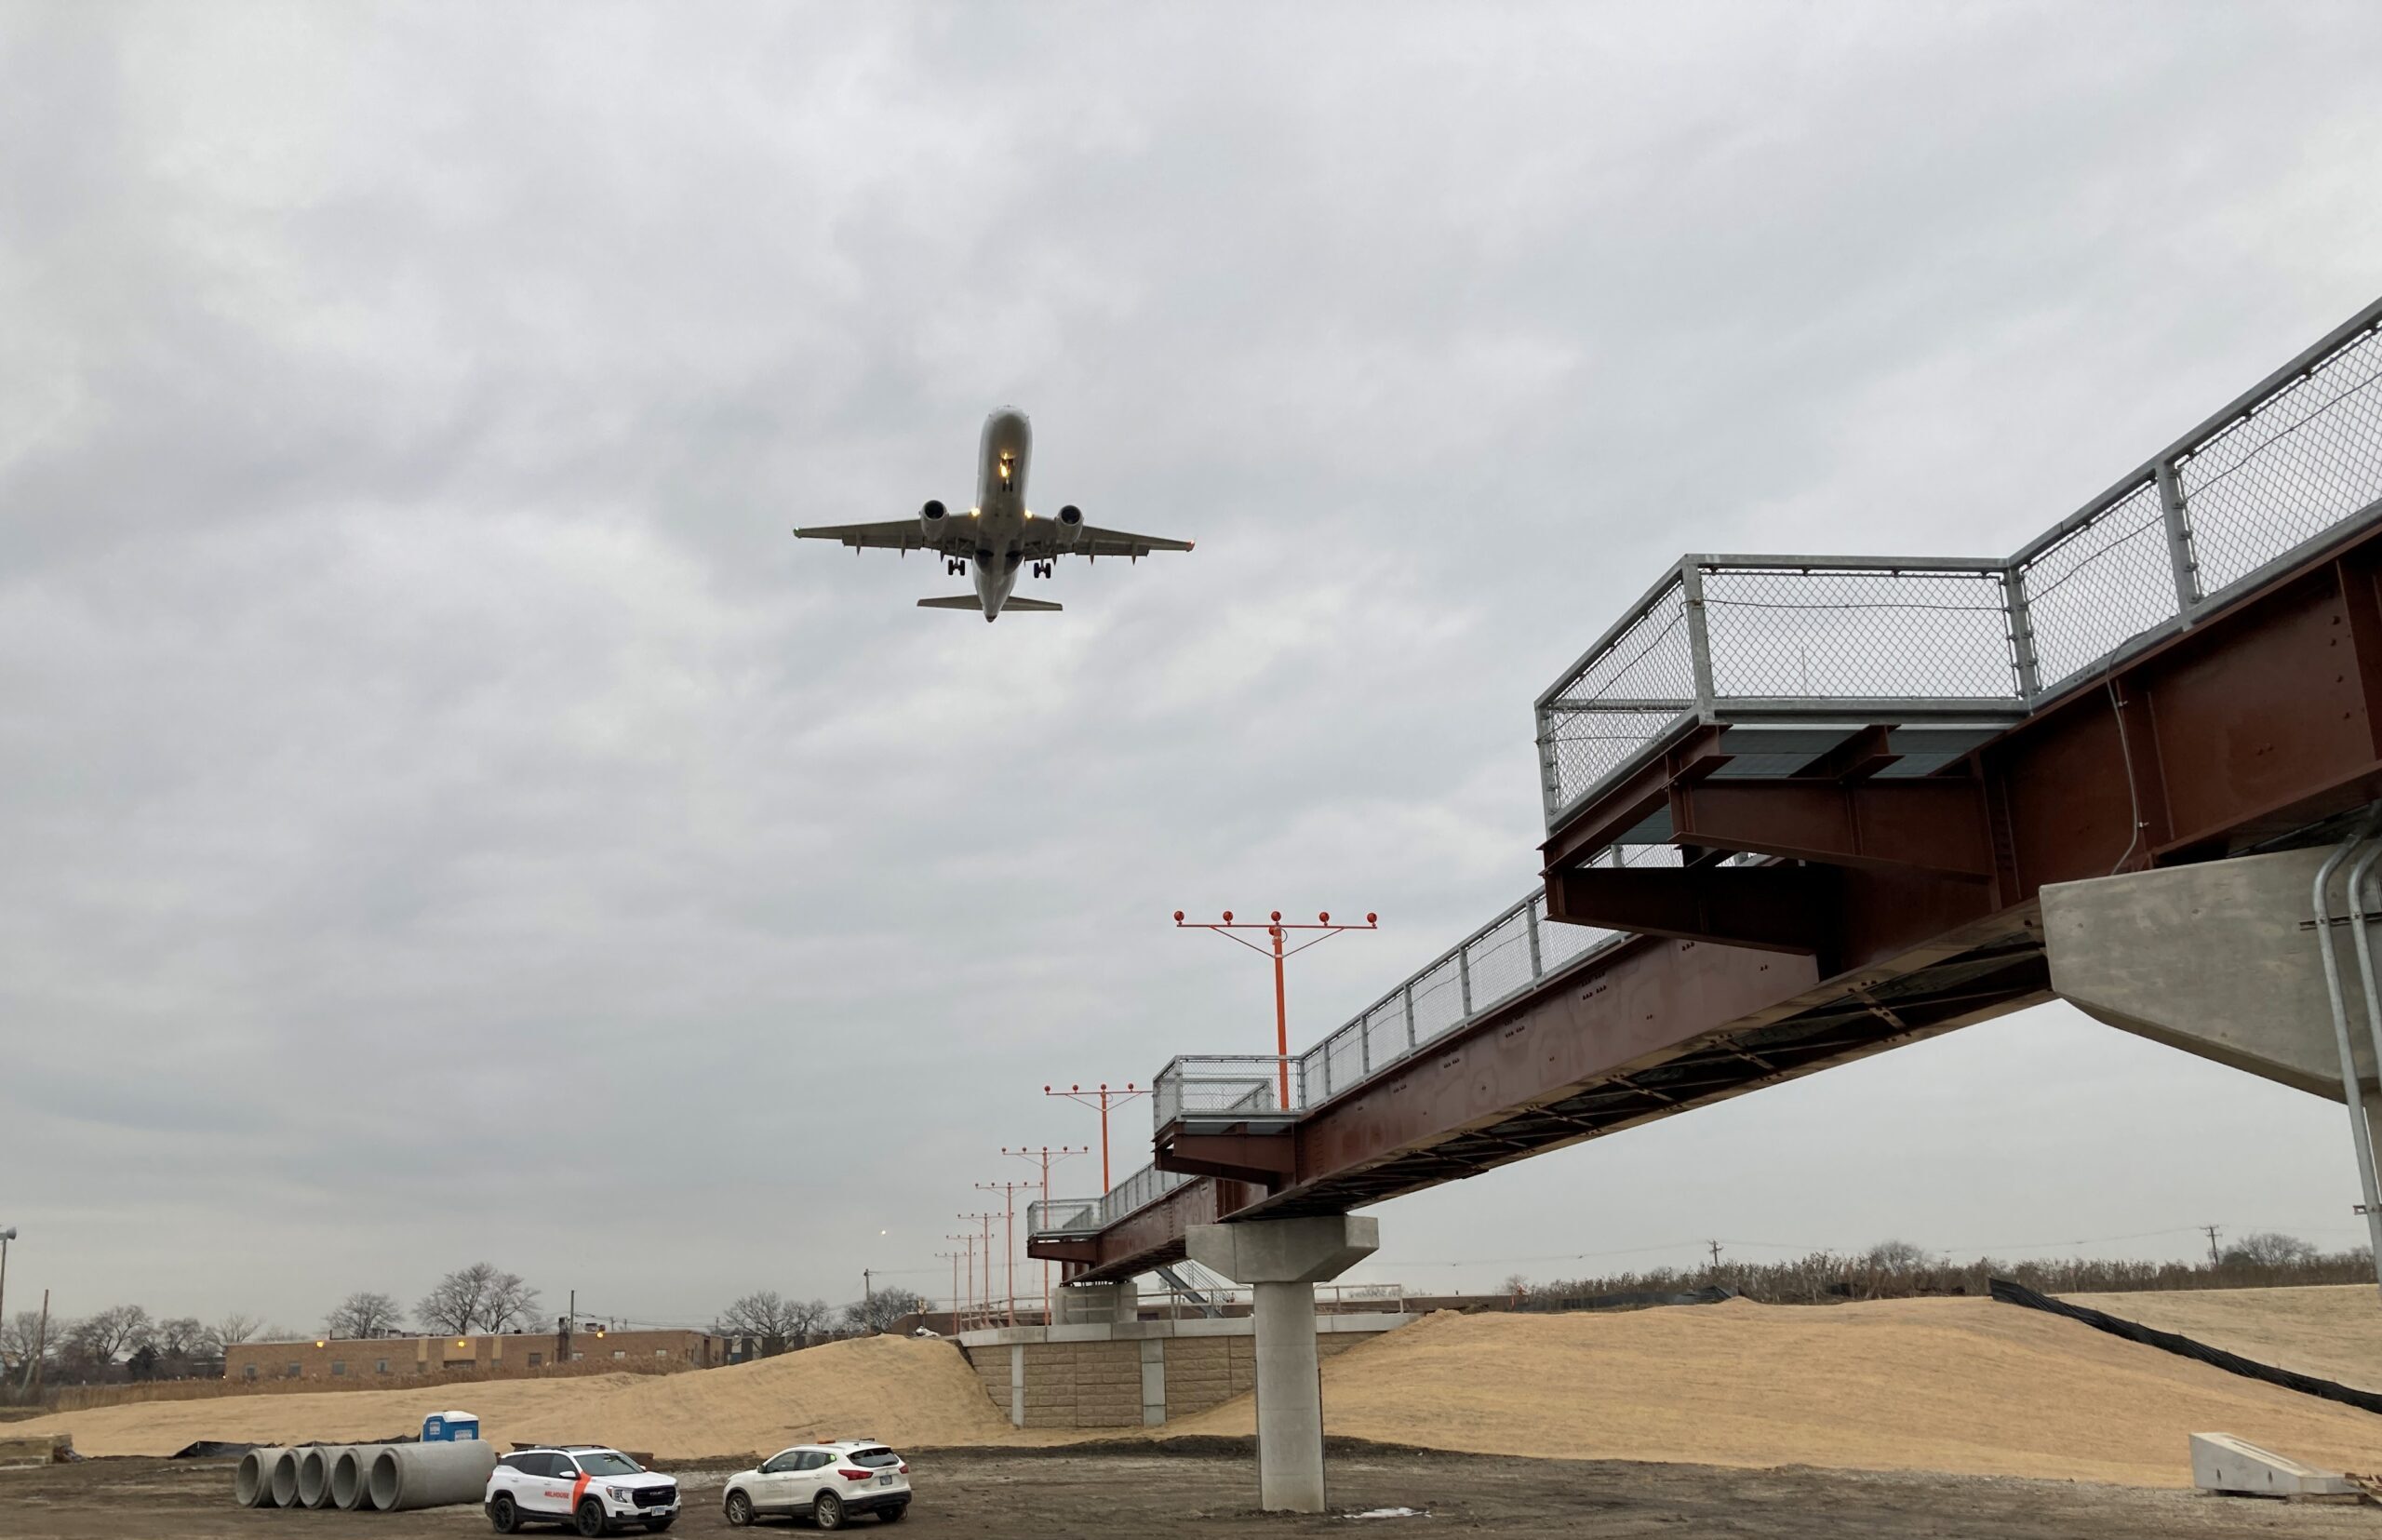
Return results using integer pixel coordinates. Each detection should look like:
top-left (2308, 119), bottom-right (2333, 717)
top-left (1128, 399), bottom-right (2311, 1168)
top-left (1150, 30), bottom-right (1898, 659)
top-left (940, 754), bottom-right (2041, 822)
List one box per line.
top-left (4, 1), bottom-right (2381, 1331)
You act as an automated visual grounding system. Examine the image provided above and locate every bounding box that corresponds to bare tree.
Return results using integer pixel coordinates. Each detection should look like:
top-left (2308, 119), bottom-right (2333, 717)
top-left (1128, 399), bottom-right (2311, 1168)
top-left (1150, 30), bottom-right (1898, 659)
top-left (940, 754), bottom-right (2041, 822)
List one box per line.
top-left (213, 1313), bottom-right (261, 1349)
top-left (154, 1317), bottom-right (207, 1358)
top-left (841, 1287), bottom-right (929, 1336)
top-left (325, 1292), bottom-right (406, 1339)
top-left (2225, 1232), bottom-right (2317, 1267)
top-left (417, 1264), bottom-right (542, 1334)
top-left (717, 1292), bottom-right (802, 1356)
top-left (1863, 1239), bottom-right (1934, 1272)
top-left (785, 1297), bottom-right (832, 1348)
top-left (67, 1305), bottom-right (154, 1366)
top-left (0, 1310), bottom-right (47, 1372)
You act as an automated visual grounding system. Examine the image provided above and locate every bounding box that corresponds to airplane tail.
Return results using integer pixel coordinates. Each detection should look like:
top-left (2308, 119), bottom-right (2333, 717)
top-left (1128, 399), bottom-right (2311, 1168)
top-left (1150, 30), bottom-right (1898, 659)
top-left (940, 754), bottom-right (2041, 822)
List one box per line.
top-left (916, 596), bottom-right (1063, 614)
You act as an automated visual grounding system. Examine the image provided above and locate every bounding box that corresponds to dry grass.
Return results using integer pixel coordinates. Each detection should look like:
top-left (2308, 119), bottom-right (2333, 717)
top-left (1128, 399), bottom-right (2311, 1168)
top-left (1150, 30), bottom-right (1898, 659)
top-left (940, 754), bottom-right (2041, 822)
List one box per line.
top-left (4, 1333), bottom-right (1010, 1461)
top-left (1168, 1298), bottom-right (2382, 1487)
top-left (2062, 1283), bottom-right (2382, 1392)
top-left (39, 1355), bottom-right (693, 1414)
top-left (20, 1292), bottom-right (2382, 1488)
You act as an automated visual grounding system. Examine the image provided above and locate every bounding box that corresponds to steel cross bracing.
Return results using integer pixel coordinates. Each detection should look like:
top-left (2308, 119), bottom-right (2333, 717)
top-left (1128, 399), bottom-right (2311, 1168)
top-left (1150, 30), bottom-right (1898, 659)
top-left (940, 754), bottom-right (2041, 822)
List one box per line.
top-left (1029, 294), bottom-right (2382, 1286)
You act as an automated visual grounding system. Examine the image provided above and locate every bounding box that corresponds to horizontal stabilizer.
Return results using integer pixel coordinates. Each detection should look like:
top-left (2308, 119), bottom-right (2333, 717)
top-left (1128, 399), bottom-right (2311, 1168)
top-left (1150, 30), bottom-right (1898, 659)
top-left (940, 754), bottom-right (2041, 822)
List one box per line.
top-left (915, 596), bottom-right (1064, 614)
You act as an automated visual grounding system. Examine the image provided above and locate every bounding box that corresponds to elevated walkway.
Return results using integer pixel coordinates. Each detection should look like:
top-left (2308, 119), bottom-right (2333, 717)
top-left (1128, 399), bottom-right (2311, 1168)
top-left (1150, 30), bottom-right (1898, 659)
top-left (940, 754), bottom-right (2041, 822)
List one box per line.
top-left (1032, 295), bottom-right (2382, 1287)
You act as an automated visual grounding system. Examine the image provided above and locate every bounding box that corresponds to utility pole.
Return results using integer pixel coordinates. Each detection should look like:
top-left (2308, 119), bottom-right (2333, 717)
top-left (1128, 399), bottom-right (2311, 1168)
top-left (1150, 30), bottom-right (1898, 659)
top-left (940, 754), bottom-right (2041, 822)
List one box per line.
top-left (936, 1252), bottom-right (964, 1332)
top-left (1004, 1145), bottom-right (1088, 1323)
top-left (0, 1225), bottom-right (16, 1332)
top-left (1043, 1084), bottom-right (1148, 1193)
top-left (945, 1233), bottom-right (978, 1332)
top-left (1174, 909), bottom-right (1380, 1107)
top-left (959, 1213), bottom-right (997, 1331)
top-left (2203, 1225), bottom-right (2223, 1268)
top-left (863, 1270), bottom-right (875, 1334)
top-left (975, 1182), bottom-right (1036, 1327)
top-left (1707, 1240), bottom-right (1722, 1269)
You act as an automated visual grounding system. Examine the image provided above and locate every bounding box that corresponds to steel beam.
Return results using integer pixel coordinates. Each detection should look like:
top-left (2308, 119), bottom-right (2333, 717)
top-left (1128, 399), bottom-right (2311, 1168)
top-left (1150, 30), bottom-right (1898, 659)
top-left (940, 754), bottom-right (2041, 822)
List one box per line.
top-left (1546, 865), bottom-right (1836, 954)
top-left (1666, 778), bottom-right (1995, 879)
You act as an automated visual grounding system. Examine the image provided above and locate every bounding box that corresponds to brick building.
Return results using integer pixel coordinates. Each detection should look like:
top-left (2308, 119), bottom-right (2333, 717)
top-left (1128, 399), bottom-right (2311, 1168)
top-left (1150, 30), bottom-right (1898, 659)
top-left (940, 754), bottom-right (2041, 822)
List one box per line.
top-left (223, 1328), bottom-right (720, 1383)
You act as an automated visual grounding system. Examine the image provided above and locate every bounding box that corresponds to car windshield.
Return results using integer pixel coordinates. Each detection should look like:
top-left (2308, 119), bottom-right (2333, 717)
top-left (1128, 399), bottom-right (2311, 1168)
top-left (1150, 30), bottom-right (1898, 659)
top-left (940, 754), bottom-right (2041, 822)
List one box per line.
top-left (572, 1452), bottom-right (643, 1477)
top-left (847, 1448), bottom-right (900, 1469)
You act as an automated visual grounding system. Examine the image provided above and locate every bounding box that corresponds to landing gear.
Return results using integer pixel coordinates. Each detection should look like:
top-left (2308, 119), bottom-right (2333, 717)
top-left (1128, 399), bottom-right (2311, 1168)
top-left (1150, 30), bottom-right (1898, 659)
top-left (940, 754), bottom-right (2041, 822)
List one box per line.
top-left (1031, 561), bottom-right (1052, 580)
top-left (944, 558), bottom-right (964, 577)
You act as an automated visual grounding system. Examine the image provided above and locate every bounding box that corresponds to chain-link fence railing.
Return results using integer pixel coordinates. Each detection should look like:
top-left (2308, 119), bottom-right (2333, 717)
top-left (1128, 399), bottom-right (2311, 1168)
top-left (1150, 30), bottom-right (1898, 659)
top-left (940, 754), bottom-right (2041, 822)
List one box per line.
top-left (1537, 300), bottom-right (2382, 828)
top-left (1152, 1056), bottom-right (1307, 1128)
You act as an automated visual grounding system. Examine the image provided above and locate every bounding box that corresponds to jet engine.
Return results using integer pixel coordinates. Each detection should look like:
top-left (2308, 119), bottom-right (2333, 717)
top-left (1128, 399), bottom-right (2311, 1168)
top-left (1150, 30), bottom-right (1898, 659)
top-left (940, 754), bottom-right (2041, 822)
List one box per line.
top-left (1054, 504), bottom-right (1084, 544)
top-left (920, 499), bottom-right (947, 539)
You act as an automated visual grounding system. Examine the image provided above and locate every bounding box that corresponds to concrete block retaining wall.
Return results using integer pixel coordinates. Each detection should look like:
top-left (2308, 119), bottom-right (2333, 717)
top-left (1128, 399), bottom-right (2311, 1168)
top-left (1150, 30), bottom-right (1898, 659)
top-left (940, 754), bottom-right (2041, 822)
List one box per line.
top-left (954, 1312), bottom-right (1408, 1430)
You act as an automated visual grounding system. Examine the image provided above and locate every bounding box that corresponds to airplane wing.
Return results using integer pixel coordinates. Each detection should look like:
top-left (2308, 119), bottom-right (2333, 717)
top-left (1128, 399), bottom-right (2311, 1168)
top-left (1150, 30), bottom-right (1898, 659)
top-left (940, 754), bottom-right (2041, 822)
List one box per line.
top-left (793, 520), bottom-right (939, 553)
top-left (1053, 524), bottom-right (1195, 559)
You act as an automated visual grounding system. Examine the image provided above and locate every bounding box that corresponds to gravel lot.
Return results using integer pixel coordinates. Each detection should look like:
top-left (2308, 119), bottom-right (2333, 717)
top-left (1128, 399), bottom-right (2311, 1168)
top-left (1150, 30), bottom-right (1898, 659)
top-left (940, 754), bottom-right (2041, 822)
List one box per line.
top-left (9, 1440), bottom-right (2379, 1540)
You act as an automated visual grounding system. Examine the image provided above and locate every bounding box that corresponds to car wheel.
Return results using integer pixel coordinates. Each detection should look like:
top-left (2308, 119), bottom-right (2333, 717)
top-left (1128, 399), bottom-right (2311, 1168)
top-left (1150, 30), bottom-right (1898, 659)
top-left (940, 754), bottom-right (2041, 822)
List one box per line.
top-left (813, 1491), bottom-right (846, 1531)
top-left (576, 1496), bottom-right (610, 1537)
top-left (724, 1491), bottom-right (755, 1528)
top-left (877, 1503), bottom-right (908, 1523)
top-left (489, 1493), bottom-right (521, 1533)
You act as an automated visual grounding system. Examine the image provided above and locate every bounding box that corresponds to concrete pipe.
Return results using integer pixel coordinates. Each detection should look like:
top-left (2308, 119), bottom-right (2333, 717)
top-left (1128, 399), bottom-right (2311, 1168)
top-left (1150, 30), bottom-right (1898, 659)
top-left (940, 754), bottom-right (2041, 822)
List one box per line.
top-left (368, 1440), bottom-right (498, 1512)
top-left (296, 1444), bottom-right (349, 1508)
top-left (268, 1448), bottom-right (302, 1508)
top-left (233, 1446), bottom-right (290, 1507)
top-left (331, 1445), bottom-right (386, 1510)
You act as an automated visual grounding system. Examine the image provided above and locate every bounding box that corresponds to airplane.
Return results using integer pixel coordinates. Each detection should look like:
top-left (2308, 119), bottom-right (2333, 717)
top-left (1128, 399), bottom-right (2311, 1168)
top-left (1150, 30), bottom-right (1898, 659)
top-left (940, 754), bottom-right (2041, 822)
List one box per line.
top-left (793, 408), bottom-right (1193, 622)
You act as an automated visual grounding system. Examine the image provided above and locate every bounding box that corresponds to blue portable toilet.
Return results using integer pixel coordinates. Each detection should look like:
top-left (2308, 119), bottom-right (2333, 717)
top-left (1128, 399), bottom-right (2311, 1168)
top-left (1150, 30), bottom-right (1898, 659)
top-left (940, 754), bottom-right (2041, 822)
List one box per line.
top-left (422, 1410), bottom-right (480, 1443)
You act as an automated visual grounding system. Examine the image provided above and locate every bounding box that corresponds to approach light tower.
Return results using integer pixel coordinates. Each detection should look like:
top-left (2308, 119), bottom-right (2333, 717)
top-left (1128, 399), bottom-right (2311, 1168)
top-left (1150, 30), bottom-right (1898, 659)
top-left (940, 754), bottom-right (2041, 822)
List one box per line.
top-left (1174, 909), bottom-right (1379, 1107)
top-left (1043, 1083), bottom-right (1149, 1192)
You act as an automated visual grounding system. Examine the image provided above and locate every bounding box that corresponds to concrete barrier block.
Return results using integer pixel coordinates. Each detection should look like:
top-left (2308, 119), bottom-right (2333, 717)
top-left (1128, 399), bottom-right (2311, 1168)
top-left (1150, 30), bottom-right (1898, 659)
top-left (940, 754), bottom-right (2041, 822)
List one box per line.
top-left (2191, 1433), bottom-right (2358, 1498)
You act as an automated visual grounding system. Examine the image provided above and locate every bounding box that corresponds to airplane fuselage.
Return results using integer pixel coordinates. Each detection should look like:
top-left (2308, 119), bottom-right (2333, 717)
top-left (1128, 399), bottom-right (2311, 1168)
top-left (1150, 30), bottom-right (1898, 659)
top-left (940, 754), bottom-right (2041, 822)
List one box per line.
top-left (967, 408), bottom-right (1034, 617)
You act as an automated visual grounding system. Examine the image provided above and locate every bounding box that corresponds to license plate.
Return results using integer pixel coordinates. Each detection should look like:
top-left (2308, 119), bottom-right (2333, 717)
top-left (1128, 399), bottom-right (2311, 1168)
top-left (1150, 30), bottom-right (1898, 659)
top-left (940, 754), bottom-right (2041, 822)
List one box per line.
top-left (877, 1474), bottom-right (892, 1486)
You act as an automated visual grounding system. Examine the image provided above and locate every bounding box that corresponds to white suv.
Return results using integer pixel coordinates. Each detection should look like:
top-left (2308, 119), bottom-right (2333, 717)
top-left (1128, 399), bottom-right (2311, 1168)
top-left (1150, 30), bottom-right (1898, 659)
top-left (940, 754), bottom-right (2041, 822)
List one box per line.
top-left (485, 1445), bottom-right (681, 1534)
top-left (722, 1440), bottom-right (910, 1529)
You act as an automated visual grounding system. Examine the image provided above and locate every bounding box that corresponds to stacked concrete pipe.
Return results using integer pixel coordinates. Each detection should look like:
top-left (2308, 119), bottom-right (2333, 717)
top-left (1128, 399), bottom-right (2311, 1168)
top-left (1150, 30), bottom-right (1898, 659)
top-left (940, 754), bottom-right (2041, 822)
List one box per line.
top-left (368, 1440), bottom-right (498, 1512)
top-left (331, 1445), bottom-right (390, 1510)
top-left (232, 1446), bottom-right (291, 1507)
top-left (267, 1448), bottom-right (303, 1508)
top-left (296, 1444), bottom-right (351, 1508)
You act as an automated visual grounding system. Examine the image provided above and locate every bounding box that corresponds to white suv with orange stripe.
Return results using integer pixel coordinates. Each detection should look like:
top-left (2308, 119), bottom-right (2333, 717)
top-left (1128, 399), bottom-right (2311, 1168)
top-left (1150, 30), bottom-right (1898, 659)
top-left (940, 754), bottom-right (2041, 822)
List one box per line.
top-left (485, 1445), bottom-right (680, 1534)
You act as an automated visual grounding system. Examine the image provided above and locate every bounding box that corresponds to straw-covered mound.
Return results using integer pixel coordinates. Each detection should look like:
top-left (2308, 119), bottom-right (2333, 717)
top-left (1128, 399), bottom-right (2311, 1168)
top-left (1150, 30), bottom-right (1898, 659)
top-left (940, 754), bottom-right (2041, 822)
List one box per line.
top-left (23, 1291), bottom-right (2382, 1484)
top-left (1172, 1298), bottom-right (2382, 1487)
top-left (8, 1332), bottom-right (1012, 1460)
top-left (2061, 1283), bottom-right (2382, 1392)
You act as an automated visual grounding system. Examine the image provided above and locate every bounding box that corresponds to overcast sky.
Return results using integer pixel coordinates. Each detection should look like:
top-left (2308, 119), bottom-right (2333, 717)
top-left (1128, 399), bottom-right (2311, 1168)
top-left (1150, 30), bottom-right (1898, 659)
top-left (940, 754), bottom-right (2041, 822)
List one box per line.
top-left (6, 2), bottom-right (2382, 1337)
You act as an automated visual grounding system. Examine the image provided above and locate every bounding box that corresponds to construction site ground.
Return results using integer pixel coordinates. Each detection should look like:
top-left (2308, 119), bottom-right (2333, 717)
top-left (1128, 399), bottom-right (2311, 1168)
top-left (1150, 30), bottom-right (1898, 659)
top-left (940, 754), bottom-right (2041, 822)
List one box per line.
top-left (13, 1443), bottom-right (2382, 1540)
top-left (11, 1285), bottom-right (2382, 1533)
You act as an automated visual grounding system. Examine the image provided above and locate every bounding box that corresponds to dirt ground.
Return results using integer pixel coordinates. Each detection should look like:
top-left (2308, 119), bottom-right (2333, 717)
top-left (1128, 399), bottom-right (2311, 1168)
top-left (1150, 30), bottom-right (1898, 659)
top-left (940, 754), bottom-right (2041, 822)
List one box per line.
top-left (10, 1443), bottom-right (2382, 1540)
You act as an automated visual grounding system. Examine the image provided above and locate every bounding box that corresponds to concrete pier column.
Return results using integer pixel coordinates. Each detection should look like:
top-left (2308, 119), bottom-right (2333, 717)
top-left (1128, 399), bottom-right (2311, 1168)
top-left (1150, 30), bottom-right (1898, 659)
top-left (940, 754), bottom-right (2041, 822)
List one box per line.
top-left (1188, 1214), bottom-right (1379, 1513)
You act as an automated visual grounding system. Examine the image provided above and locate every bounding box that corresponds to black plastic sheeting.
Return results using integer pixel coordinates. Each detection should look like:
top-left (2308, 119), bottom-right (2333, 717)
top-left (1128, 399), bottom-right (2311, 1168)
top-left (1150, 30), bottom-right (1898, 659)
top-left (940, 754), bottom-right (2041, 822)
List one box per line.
top-left (169, 1440), bottom-right (257, 1460)
top-left (1520, 1284), bottom-right (1740, 1314)
top-left (1988, 1277), bottom-right (2382, 1418)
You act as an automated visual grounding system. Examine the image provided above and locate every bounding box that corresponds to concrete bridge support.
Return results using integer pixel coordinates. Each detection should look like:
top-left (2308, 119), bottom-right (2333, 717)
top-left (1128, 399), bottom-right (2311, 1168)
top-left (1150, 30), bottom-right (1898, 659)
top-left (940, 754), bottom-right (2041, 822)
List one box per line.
top-left (2043, 842), bottom-right (2382, 1289)
top-left (1187, 1214), bottom-right (1378, 1513)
